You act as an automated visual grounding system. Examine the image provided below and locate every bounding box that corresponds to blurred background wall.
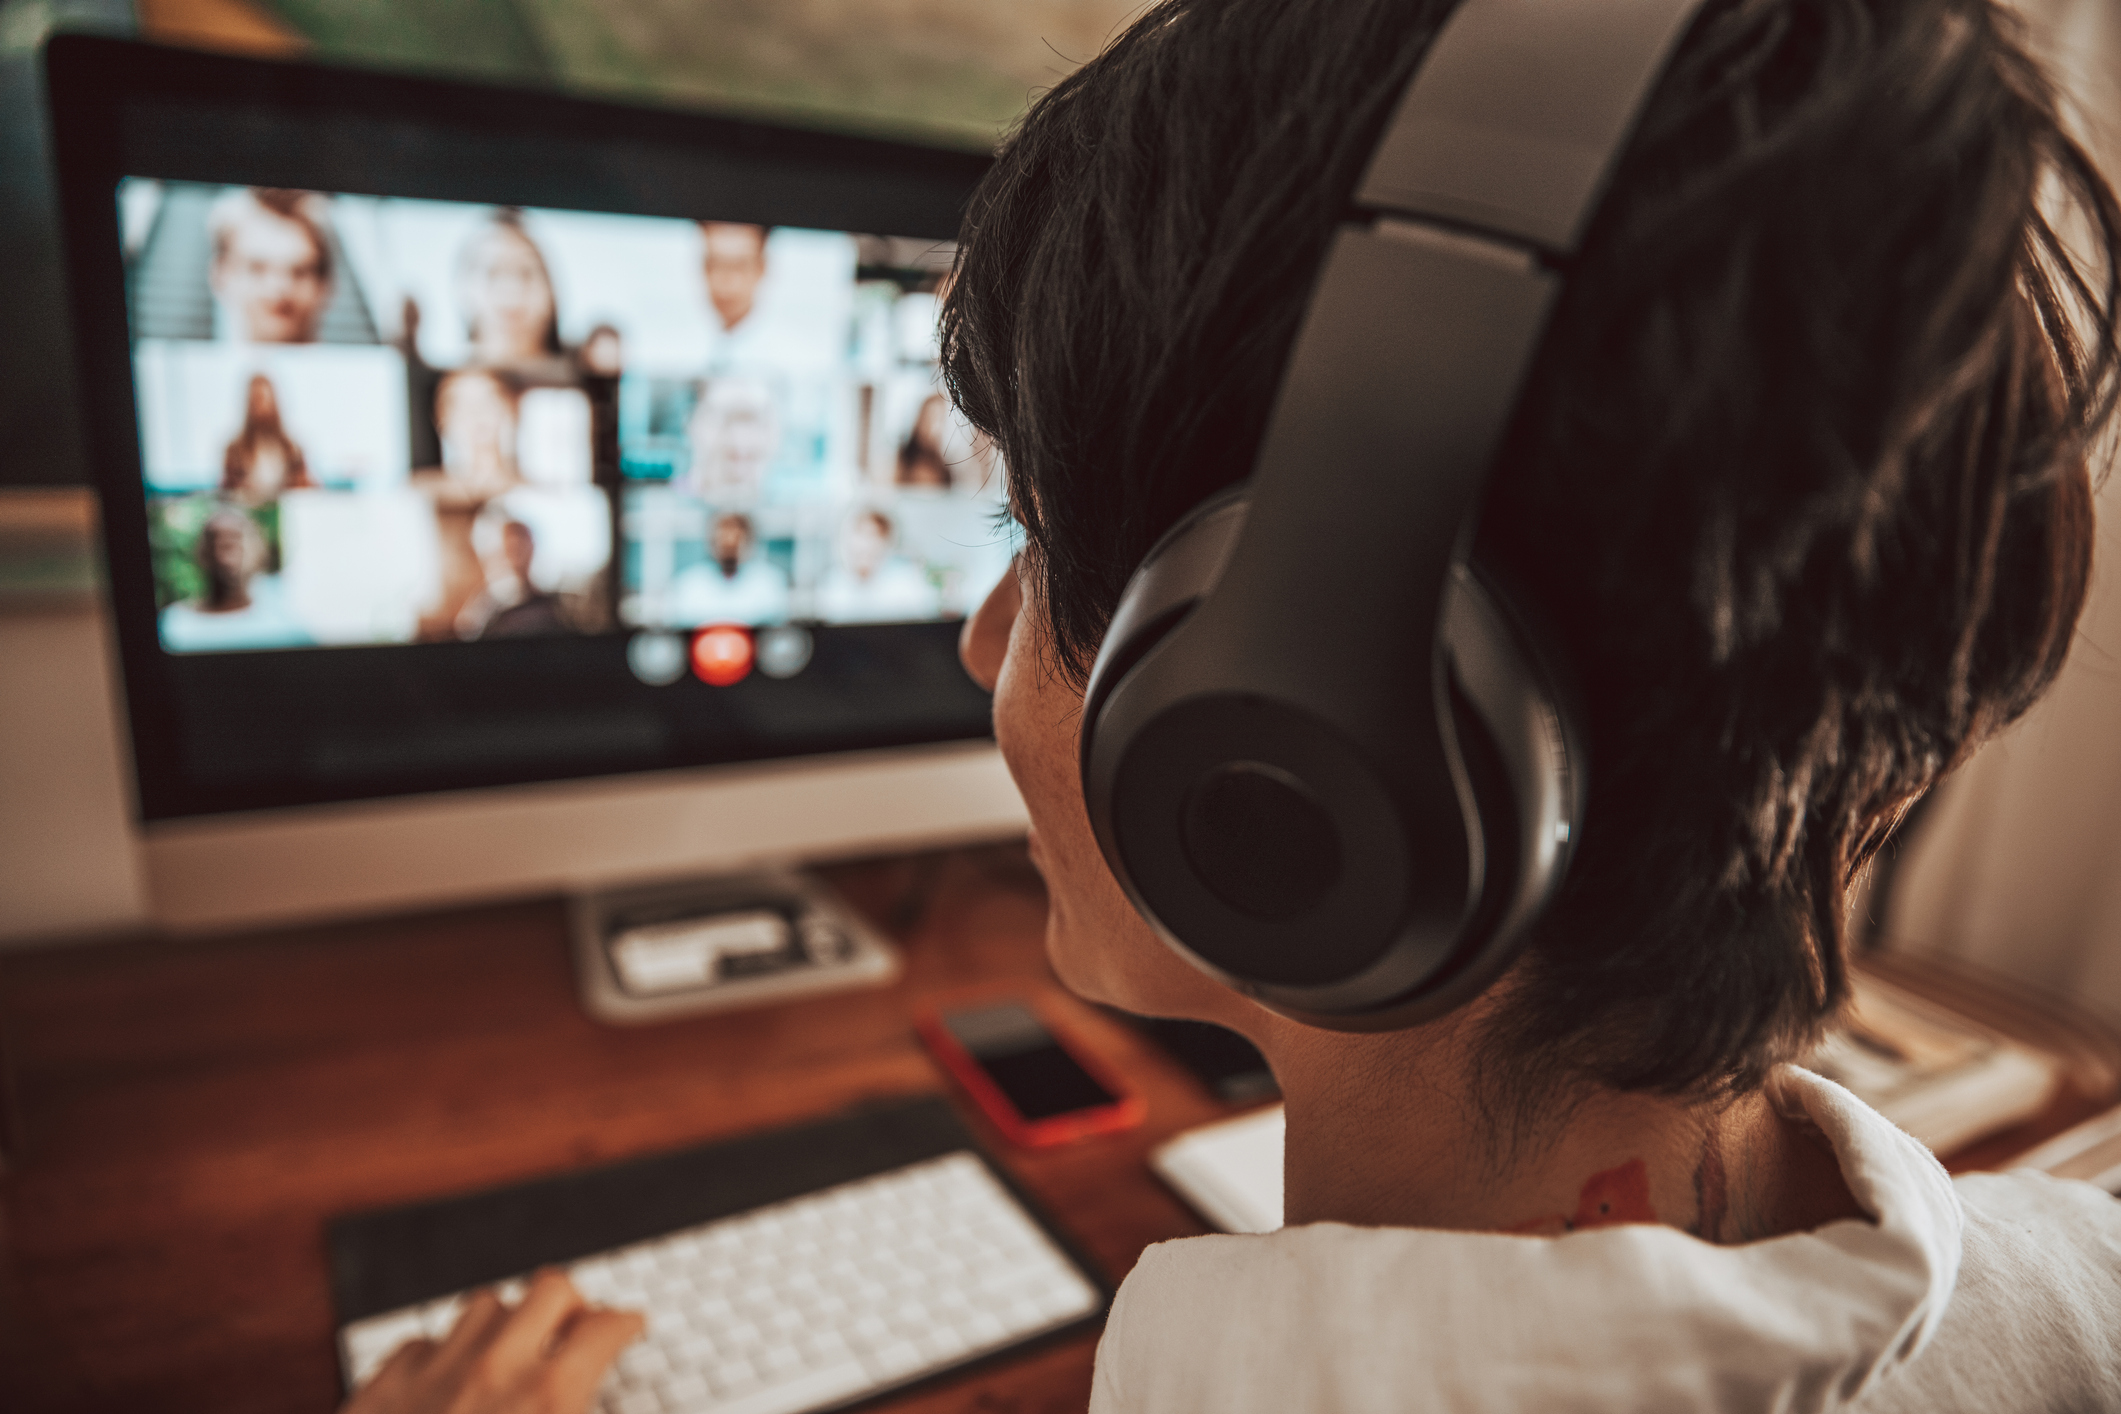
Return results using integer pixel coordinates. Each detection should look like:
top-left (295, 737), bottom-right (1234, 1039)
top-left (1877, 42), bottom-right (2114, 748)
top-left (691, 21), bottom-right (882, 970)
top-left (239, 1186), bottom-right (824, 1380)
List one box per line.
top-left (120, 0), bottom-right (1153, 148)
top-left (1887, 0), bottom-right (2121, 1027)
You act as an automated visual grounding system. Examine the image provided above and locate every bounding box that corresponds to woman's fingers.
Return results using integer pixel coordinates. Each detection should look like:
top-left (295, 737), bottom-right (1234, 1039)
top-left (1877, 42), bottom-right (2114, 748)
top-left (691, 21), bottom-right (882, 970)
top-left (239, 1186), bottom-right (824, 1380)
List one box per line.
top-left (433, 1289), bottom-right (510, 1363)
top-left (373, 1335), bottom-right (439, 1389)
top-left (340, 1272), bottom-right (642, 1414)
top-left (483, 1269), bottom-right (586, 1373)
top-left (338, 1334), bottom-right (437, 1413)
top-left (379, 1335), bottom-right (439, 1376)
top-left (544, 1307), bottom-right (649, 1410)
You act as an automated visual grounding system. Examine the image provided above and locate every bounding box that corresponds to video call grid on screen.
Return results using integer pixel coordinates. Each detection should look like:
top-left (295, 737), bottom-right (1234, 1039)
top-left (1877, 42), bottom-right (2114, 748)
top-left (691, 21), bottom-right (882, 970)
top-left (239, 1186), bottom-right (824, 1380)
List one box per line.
top-left (124, 179), bottom-right (1015, 656)
top-left (50, 38), bottom-right (1007, 820)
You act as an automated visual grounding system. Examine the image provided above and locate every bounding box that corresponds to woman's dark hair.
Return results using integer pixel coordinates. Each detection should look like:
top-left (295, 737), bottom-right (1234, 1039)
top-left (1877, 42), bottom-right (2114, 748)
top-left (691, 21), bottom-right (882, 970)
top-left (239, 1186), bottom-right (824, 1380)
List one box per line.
top-left (941, 0), bottom-right (2121, 1098)
top-left (221, 373), bottom-right (312, 494)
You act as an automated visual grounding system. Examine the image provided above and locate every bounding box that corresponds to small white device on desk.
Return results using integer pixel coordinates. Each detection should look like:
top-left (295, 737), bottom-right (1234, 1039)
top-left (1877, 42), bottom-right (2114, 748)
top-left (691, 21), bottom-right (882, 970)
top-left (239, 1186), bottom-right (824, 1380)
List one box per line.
top-left (571, 872), bottom-right (897, 1024)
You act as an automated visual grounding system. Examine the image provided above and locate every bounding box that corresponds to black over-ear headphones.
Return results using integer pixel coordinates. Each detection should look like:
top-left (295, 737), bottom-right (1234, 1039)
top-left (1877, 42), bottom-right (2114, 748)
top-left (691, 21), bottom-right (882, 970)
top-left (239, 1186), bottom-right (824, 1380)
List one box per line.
top-left (1079, 0), bottom-right (1708, 1030)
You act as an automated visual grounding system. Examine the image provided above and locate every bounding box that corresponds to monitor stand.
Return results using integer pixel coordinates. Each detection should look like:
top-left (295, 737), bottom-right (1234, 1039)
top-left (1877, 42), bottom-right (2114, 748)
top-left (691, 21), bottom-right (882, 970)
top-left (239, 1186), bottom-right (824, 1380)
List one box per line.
top-left (569, 869), bottom-right (899, 1025)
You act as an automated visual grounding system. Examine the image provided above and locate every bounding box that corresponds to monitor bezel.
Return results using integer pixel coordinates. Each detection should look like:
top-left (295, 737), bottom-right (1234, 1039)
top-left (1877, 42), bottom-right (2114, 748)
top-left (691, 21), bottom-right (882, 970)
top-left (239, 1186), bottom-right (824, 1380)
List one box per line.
top-left (44, 35), bottom-right (1001, 825)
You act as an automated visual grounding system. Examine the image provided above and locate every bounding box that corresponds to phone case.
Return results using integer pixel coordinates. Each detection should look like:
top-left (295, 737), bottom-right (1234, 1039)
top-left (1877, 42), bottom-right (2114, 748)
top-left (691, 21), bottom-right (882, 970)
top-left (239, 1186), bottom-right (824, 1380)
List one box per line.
top-left (916, 1002), bottom-right (1147, 1147)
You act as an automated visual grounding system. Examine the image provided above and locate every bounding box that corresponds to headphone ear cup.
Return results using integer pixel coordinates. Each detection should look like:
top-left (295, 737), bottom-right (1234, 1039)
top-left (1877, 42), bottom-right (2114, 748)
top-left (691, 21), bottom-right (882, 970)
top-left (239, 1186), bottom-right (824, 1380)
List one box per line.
top-left (1435, 565), bottom-right (1586, 993)
top-left (1447, 679), bottom-right (1523, 952)
top-left (1081, 487), bottom-right (1251, 775)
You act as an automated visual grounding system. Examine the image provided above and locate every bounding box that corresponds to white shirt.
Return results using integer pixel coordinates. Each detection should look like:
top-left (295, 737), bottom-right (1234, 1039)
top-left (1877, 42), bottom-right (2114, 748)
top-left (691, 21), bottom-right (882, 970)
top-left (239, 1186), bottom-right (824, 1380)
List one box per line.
top-left (1092, 1068), bottom-right (2121, 1412)
top-left (814, 559), bottom-right (940, 624)
top-left (668, 559), bottom-right (790, 627)
top-left (159, 575), bottom-right (312, 651)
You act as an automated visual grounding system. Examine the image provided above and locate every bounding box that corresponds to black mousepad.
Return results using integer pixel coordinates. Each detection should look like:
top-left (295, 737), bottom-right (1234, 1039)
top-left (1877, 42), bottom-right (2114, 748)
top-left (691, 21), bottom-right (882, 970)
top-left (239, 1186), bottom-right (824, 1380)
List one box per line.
top-left (326, 1093), bottom-right (1109, 1335)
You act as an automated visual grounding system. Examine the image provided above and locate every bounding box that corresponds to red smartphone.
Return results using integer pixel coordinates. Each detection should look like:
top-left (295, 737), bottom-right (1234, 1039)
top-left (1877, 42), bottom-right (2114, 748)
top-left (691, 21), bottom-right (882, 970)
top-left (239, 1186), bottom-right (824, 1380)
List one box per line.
top-left (918, 998), bottom-right (1145, 1147)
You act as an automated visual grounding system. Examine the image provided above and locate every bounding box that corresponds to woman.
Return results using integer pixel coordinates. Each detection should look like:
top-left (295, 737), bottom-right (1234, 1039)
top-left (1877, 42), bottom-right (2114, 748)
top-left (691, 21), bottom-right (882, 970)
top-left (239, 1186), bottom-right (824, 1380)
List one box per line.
top-left (219, 373), bottom-right (312, 503)
top-left (938, 0), bottom-right (2121, 1406)
top-left (456, 209), bottom-right (568, 376)
top-left (894, 392), bottom-right (953, 489)
top-left (431, 368), bottom-right (524, 501)
top-left (340, 0), bottom-right (2121, 1406)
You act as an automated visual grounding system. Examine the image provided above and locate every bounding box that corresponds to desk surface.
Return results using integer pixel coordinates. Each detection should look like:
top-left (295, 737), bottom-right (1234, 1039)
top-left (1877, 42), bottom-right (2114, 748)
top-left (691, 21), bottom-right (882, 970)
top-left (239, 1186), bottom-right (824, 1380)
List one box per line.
top-left (0, 845), bottom-right (1241, 1414)
top-left (4, 844), bottom-right (2117, 1414)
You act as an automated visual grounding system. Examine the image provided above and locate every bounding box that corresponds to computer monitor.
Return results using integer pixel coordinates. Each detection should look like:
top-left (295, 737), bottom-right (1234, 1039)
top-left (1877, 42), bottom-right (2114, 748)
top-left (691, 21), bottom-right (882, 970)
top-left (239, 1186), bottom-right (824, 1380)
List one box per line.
top-left (43, 35), bottom-right (1027, 933)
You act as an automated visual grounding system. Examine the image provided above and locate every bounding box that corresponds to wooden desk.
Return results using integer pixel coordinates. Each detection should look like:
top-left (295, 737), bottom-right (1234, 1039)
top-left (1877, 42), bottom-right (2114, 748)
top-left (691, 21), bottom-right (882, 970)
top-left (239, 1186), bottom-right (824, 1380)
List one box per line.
top-left (0, 845), bottom-right (1237, 1414)
top-left (5, 848), bottom-right (2118, 1413)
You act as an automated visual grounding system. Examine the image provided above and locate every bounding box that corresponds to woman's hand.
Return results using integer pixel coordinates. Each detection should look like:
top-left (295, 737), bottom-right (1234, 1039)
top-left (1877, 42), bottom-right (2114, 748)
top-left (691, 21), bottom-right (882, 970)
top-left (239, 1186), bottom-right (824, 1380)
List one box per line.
top-left (341, 1270), bottom-right (644, 1414)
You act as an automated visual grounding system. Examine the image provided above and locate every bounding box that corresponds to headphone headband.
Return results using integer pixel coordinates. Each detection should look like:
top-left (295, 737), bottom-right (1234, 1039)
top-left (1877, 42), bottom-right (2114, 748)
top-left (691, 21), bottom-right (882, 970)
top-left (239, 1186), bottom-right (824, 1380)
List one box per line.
top-left (1361, 0), bottom-right (1706, 251)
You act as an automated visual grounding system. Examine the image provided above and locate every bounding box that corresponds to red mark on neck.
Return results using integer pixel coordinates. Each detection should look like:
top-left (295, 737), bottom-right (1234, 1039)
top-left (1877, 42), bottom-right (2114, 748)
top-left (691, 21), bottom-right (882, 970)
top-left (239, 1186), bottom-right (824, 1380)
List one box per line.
top-left (1506, 1158), bottom-right (1660, 1235)
top-left (1573, 1158), bottom-right (1657, 1228)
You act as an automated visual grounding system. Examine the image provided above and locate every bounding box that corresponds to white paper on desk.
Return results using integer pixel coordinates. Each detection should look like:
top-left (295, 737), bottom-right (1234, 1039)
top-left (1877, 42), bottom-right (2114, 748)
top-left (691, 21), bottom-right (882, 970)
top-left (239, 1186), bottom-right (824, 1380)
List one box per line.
top-left (1151, 1104), bottom-right (1285, 1234)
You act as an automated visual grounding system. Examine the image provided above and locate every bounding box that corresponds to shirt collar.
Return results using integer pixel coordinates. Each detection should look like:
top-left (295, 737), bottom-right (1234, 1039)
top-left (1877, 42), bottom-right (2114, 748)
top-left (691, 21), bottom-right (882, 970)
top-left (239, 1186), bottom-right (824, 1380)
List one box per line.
top-left (1098, 1066), bottom-right (1964, 1414)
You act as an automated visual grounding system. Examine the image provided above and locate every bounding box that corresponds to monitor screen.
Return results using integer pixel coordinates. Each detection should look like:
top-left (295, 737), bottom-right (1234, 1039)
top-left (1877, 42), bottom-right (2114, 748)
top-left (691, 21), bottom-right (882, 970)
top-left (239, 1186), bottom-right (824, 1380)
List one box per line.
top-left (53, 41), bottom-right (1006, 823)
top-left (123, 182), bottom-right (1010, 658)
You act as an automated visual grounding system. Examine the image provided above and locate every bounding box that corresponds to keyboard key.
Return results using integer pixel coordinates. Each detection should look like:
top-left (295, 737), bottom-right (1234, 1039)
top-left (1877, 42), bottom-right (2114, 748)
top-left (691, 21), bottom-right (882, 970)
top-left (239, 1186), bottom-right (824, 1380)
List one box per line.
top-left (801, 1329), bottom-right (852, 1365)
top-left (659, 1370), bottom-right (709, 1404)
top-left (865, 1338), bottom-right (924, 1380)
top-left (710, 1355), bottom-right (758, 1391)
top-left (616, 1342), bottom-right (670, 1381)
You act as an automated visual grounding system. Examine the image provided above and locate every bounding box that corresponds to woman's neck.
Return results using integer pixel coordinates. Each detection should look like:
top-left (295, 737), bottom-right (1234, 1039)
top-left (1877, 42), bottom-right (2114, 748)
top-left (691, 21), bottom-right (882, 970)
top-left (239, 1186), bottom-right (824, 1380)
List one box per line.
top-left (1251, 1007), bottom-right (1863, 1242)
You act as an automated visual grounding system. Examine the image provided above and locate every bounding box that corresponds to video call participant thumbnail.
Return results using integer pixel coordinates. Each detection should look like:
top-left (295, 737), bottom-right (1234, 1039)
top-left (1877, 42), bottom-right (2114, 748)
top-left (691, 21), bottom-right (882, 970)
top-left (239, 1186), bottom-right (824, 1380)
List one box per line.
top-left (431, 367), bottom-right (526, 500)
top-left (697, 222), bottom-right (825, 376)
top-left (815, 507), bottom-right (940, 624)
top-left (159, 504), bottom-right (310, 652)
top-left (456, 208), bottom-right (569, 377)
top-left (685, 378), bottom-right (778, 504)
top-left (701, 222), bottom-right (769, 336)
top-left (208, 188), bottom-right (337, 345)
top-left (220, 373), bottom-right (313, 504)
top-left (457, 507), bottom-right (569, 640)
top-left (668, 511), bottom-right (789, 627)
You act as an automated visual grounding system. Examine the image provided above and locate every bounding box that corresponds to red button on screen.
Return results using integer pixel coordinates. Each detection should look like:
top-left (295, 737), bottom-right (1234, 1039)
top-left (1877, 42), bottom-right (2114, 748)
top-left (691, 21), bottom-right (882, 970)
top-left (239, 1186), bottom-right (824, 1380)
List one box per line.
top-left (691, 626), bottom-right (754, 686)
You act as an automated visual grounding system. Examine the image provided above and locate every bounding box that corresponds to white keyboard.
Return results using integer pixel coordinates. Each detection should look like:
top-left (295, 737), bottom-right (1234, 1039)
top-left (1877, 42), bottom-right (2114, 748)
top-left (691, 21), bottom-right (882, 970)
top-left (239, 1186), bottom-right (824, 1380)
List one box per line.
top-left (339, 1151), bottom-right (1102, 1414)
